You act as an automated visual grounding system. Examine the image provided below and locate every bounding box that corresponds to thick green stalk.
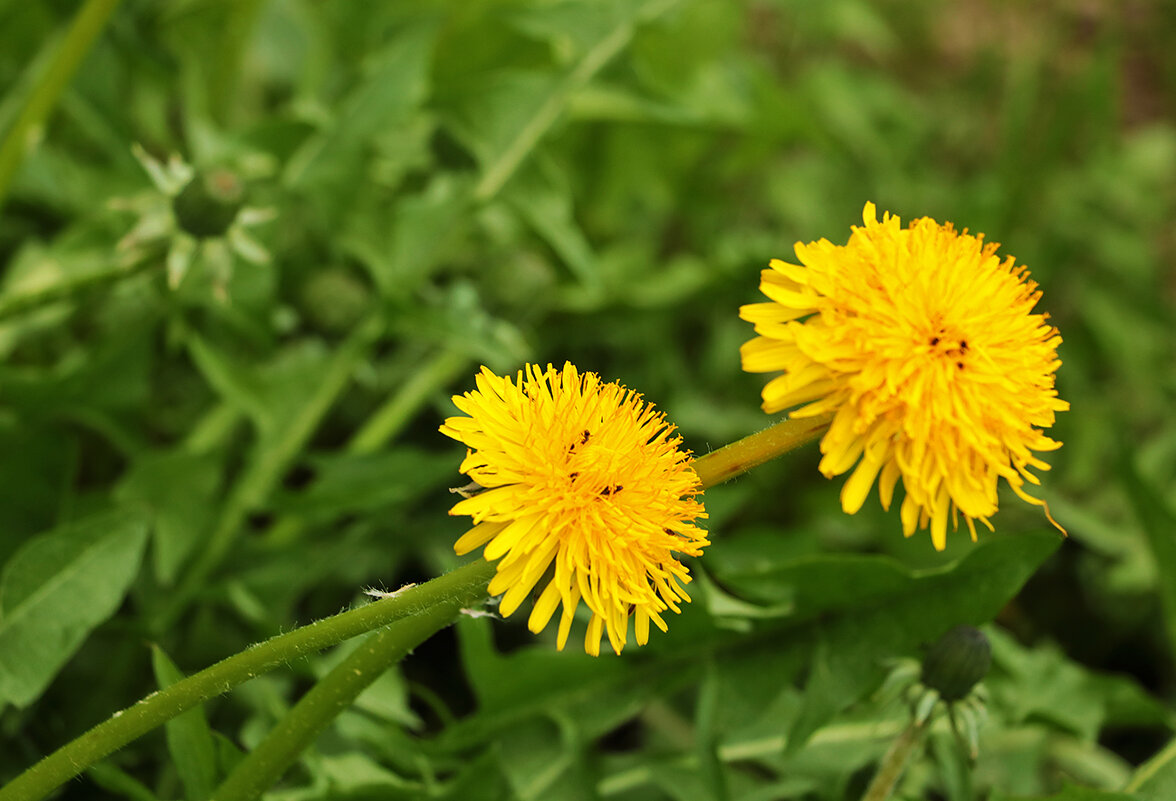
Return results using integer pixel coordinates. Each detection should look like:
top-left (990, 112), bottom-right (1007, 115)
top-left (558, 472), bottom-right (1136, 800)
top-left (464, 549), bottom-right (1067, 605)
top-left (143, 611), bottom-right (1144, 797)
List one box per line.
top-left (203, 413), bottom-right (830, 800)
top-left (0, 408), bottom-right (829, 801)
top-left (210, 579), bottom-right (488, 800)
top-left (0, 560), bottom-right (496, 801)
top-left (692, 414), bottom-right (832, 488)
top-left (0, 0), bottom-right (121, 210)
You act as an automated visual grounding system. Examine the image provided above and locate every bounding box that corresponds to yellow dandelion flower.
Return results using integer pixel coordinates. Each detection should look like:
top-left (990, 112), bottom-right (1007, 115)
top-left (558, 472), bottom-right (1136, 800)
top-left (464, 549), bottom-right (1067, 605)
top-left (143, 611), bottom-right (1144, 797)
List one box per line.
top-left (440, 363), bottom-right (709, 655)
top-left (740, 203), bottom-right (1069, 550)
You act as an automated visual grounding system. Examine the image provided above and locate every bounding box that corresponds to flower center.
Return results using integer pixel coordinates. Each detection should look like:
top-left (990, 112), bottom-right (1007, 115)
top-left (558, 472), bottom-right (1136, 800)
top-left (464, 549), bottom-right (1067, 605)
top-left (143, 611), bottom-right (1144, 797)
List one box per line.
top-left (927, 327), bottom-right (971, 371)
top-left (562, 429), bottom-right (627, 502)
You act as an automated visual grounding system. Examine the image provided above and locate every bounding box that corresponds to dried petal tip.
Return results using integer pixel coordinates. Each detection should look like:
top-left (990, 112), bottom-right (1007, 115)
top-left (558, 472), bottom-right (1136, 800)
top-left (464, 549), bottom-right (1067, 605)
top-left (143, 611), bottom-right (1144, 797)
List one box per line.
top-left (740, 202), bottom-right (1069, 549)
top-left (449, 481), bottom-right (486, 499)
top-left (441, 362), bottom-right (709, 655)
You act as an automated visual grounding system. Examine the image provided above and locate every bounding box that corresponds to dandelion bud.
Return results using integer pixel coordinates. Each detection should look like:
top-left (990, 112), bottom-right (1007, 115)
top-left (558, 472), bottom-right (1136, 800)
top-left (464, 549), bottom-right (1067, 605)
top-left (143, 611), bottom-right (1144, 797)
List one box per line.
top-left (300, 269), bottom-right (371, 333)
top-left (173, 168), bottom-right (244, 238)
top-left (920, 625), bottom-right (991, 701)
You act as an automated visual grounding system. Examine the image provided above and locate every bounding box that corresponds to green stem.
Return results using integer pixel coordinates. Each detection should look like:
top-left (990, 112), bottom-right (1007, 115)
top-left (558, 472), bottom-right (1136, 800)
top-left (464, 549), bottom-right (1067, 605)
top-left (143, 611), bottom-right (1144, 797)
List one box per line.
top-left (0, 403), bottom-right (828, 801)
top-left (861, 719), bottom-right (927, 801)
top-left (0, 560), bottom-right (496, 801)
top-left (692, 414), bottom-right (832, 488)
top-left (210, 576), bottom-right (489, 800)
top-left (203, 412), bottom-right (829, 800)
top-left (0, 0), bottom-right (122, 211)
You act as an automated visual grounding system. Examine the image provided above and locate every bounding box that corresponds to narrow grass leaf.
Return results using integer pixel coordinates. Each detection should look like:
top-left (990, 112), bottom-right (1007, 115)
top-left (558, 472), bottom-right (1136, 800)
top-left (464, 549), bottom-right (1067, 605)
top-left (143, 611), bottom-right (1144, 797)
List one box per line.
top-left (86, 762), bottom-right (161, 801)
top-left (151, 645), bottom-right (218, 801)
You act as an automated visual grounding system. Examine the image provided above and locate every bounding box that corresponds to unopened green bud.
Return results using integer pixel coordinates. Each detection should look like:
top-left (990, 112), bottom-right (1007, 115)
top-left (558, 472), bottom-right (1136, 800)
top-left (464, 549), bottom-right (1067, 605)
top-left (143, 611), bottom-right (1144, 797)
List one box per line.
top-left (173, 168), bottom-right (244, 238)
top-left (920, 625), bottom-right (991, 702)
top-left (300, 268), bottom-right (372, 333)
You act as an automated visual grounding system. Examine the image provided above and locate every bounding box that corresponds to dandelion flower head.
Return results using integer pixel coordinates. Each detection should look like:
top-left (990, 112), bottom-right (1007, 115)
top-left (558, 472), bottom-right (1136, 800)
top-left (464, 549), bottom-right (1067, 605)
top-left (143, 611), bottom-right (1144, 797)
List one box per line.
top-left (740, 203), bottom-right (1069, 550)
top-left (441, 363), bottom-right (708, 655)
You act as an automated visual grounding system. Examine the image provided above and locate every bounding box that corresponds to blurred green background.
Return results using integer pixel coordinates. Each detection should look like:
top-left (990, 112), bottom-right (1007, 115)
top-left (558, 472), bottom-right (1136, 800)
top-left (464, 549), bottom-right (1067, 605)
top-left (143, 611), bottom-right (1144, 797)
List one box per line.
top-left (1, 1), bottom-right (1175, 799)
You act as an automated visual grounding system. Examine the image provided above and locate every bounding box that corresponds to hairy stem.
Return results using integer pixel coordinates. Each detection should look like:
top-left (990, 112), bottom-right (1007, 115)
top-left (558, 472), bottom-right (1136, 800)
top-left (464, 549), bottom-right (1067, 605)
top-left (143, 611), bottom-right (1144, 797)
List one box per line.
top-left (692, 414), bottom-right (832, 488)
top-left (0, 559), bottom-right (496, 801)
top-left (210, 581), bottom-right (487, 800)
top-left (1, 407), bottom-right (827, 801)
top-left (202, 413), bottom-right (829, 800)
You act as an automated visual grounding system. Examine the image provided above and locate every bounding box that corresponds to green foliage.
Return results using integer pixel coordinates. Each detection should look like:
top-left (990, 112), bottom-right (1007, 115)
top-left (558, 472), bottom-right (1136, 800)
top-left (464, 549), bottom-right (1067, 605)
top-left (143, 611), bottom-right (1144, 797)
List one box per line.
top-left (0, 510), bottom-right (147, 707)
top-left (2, 0), bottom-right (1175, 799)
top-left (152, 646), bottom-right (219, 801)
top-left (1128, 737), bottom-right (1176, 801)
top-left (990, 786), bottom-right (1139, 801)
